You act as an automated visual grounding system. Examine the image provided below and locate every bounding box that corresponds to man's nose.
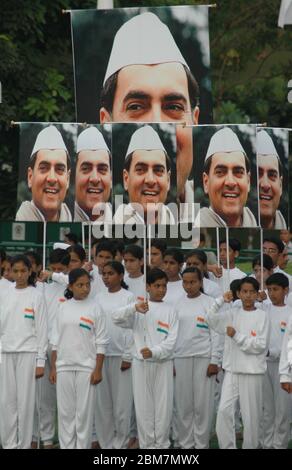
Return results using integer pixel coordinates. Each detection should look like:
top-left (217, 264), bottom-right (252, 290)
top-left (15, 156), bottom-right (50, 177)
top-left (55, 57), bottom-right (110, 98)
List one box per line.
top-left (147, 104), bottom-right (163, 122)
top-left (89, 168), bottom-right (100, 183)
top-left (47, 166), bottom-right (58, 183)
top-left (224, 170), bottom-right (237, 187)
top-left (144, 168), bottom-right (155, 184)
top-left (259, 173), bottom-right (271, 192)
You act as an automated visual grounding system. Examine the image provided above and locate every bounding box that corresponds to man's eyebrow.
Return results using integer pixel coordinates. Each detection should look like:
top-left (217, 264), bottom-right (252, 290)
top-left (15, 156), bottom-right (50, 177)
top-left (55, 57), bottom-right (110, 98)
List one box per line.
top-left (163, 93), bottom-right (188, 105)
top-left (123, 91), bottom-right (150, 102)
top-left (214, 164), bottom-right (245, 170)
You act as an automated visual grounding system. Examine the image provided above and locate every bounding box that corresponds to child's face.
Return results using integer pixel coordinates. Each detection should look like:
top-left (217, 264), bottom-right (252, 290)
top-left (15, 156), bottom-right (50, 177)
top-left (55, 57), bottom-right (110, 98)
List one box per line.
top-left (162, 255), bottom-right (181, 280)
top-left (186, 255), bottom-right (205, 273)
top-left (253, 265), bottom-right (272, 285)
top-left (70, 274), bottom-right (91, 300)
top-left (149, 247), bottom-right (163, 269)
top-left (124, 253), bottom-right (142, 276)
top-left (27, 256), bottom-right (41, 275)
top-left (147, 277), bottom-right (167, 302)
top-left (12, 261), bottom-right (31, 288)
top-left (267, 284), bottom-right (288, 306)
top-left (102, 265), bottom-right (122, 290)
top-left (68, 252), bottom-right (83, 272)
top-left (238, 282), bottom-right (258, 308)
top-left (95, 250), bottom-right (113, 272)
top-left (182, 272), bottom-right (202, 298)
top-left (219, 243), bottom-right (237, 266)
top-left (2, 260), bottom-right (13, 281)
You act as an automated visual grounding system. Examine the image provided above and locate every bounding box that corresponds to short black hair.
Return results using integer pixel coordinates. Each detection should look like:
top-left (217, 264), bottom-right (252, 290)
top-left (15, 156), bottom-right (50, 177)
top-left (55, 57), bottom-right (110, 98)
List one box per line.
top-left (263, 237), bottom-right (285, 254)
top-left (100, 65), bottom-right (200, 116)
top-left (252, 254), bottom-right (274, 271)
top-left (239, 276), bottom-right (259, 292)
top-left (185, 249), bottom-right (207, 265)
top-left (203, 152), bottom-right (250, 175)
top-left (151, 239), bottom-right (167, 254)
top-left (230, 279), bottom-right (241, 301)
top-left (49, 248), bottom-right (68, 265)
top-left (64, 232), bottom-right (79, 244)
top-left (266, 272), bottom-right (289, 289)
top-left (124, 150), bottom-right (171, 173)
top-left (24, 250), bottom-right (42, 267)
top-left (124, 244), bottom-right (143, 260)
top-left (219, 238), bottom-right (241, 253)
top-left (95, 240), bottom-right (117, 258)
top-left (163, 248), bottom-right (184, 265)
top-left (29, 150), bottom-right (71, 171)
top-left (147, 267), bottom-right (168, 285)
top-left (182, 266), bottom-right (203, 281)
top-left (67, 245), bottom-right (86, 263)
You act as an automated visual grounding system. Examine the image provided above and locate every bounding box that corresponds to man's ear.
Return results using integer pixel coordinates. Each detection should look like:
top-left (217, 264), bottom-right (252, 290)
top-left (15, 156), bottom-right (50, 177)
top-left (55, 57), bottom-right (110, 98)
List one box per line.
top-left (234, 250), bottom-right (239, 259)
top-left (247, 171), bottom-right (251, 193)
top-left (202, 172), bottom-right (209, 194)
top-left (167, 171), bottom-right (171, 191)
top-left (192, 106), bottom-right (200, 125)
top-left (27, 167), bottom-right (33, 189)
top-left (100, 107), bottom-right (112, 124)
top-left (280, 175), bottom-right (283, 197)
top-left (123, 169), bottom-right (129, 191)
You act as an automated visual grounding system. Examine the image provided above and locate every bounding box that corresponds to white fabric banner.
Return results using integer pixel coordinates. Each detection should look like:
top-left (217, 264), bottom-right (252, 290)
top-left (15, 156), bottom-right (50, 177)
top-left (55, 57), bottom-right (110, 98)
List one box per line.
top-left (278, 0), bottom-right (292, 27)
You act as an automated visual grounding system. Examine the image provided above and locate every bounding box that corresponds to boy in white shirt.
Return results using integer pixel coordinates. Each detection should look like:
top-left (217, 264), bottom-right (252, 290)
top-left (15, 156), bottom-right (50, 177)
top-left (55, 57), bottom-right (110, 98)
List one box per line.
top-left (262, 273), bottom-right (292, 448)
top-left (124, 244), bottom-right (145, 301)
top-left (206, 277), bottom-right (269, 449)
top-left (113, 268), bottom-right (178, 449)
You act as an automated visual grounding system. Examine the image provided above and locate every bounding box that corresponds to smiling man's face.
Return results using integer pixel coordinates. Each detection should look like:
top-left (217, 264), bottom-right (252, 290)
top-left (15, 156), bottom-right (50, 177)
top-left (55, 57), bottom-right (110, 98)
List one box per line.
top-left (75, 149), bottom-right (111, 217)
top-left (203, 151), bottom-right (250, 226)
top-left (258, 154), bottom-right (282, 228)
top-left (123, 149), bottom-right (170, 212)
top-left (28, 149), bottom-right (70, 221)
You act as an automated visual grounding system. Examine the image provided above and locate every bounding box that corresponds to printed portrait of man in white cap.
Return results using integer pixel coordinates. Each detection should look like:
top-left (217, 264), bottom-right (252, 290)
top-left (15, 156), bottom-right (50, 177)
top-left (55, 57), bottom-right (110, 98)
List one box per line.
top-left (257, 129), bottom-right (287, 229)
top-left (16, 125), bottom-right (72, 222)
top-left (74, 126), bottom-right (112, 223)
top-left (195, 127), bottom-right (258, 228)
top-left (113, 125), bottom-right (175, 225)
top-left (99, 11), bottom-right (201, 214)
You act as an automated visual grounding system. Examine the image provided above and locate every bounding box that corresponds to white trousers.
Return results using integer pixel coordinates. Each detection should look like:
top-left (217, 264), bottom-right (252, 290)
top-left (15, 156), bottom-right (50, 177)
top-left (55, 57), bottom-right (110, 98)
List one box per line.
top-left (174, 357), bottom-right (215, 449)
top-left (262, 361), bottom-right (291, 449)
top-left (132, 359), bottom-right (173, 449)
top-left (57, 370), bottom-right (95, 449)
top-left (0, 352), bottom-right (36, 449)
top-left (32, 345), bottom-right (56, 445)
top-left (95, 356), bottom-right (132, 449)
top-left (216, 371), bottom-right (263, 449)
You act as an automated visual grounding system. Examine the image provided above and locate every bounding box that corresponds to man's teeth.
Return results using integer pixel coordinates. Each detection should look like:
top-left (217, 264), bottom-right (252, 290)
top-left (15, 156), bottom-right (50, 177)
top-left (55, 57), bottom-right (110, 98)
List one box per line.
top-left (45, 189), bottom-right (58, 194)
top-left (223, 193), bottom-right (238, 198)
top-left (87, 188), bottom-right (102, 193)
top-left (260, 195), bottom-right (272, 200)
top-left (143, 191), bottom-right (158, 195)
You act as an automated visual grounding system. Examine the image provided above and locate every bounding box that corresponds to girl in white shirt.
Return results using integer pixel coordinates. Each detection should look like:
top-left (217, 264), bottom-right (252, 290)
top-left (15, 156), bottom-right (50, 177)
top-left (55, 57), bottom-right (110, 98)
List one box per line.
top-left (0, 255), bottom-right (47, 449)
top-left (50, 268), bottom-right (108, 449)
top-left (95, 261), bottom-right (135, 449)
top-left (174, 267), bottom-right (221, 449)
top-left (162, 248), bottom-right (184, 304)
top-left (185, 249), bottom-right (221, 298)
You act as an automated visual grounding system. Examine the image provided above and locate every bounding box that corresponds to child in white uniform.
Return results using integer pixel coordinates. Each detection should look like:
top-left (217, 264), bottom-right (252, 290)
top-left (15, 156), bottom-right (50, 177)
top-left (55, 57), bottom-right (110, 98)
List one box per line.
top-left (162, 248), bottom-right (184, 304)
top-left (124, 244), bottom-right (145, 301)
top-left (185, 250), bottom-right (221, 298)
top-left (95, 261), bottom-right (135, 449)
top-left (50, 268), bottom-right (108, 449)
top-left (113, 268), bottom-right (178, 449)
top-left (262, 273), bottom-right (292, 448)
top-left (206, 277), bottom-right (269, 449)
top-left (0, 255), bottom-right (48, 449)
top-left (174, 267), bottom-right (221, 449)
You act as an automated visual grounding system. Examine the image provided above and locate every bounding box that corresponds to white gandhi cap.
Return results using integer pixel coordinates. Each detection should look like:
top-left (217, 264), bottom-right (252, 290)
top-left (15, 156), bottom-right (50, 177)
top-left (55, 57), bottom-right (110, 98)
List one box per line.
top-left (103, 12), bottom-right (189, 85)
top-left (126, 125), bottom-right (166, 159)
top-left (205, 127), bottom-right (246, 162)
top-left (53, 242), bottom-right (71, 250)
top-left (257, 130), bottom-right (279, 157)
top-left (30, 125), bottom-right (68, 159)
top-left (77, 126), bottom-right (110, 154)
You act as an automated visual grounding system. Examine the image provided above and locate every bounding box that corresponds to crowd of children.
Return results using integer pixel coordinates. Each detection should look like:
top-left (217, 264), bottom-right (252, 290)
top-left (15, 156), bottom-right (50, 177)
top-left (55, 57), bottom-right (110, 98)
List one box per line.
top-left (0, 235), bottom-right (292, 449)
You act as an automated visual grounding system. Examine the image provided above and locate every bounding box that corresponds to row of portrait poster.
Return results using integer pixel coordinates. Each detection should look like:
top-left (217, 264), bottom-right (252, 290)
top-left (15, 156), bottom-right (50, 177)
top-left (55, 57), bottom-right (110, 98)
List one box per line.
top-left (15, 122), bottom-right (289, 229)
